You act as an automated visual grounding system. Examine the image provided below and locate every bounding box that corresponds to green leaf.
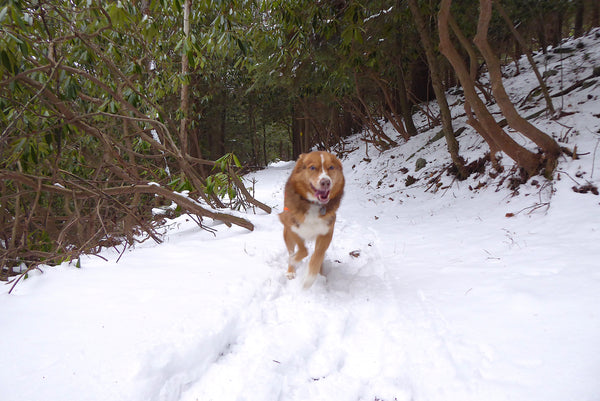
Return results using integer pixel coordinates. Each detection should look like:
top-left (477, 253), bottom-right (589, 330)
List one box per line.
top-left (232, 153), bottom-right (241, 168)
top-left (236, 38), bottom-right (247, 55)
top-left (13, 137), bottom-right (27, 154)
top-left (173, 0), bottom-right (182, 13)
top-left (0, 50), bottom-right (13, 74)
top-left (64, 78), bottom-right (80, 100)
top-left (107, 2), bottom-right (128, 28)
top-left (0, 6), bottom-right (8, 25)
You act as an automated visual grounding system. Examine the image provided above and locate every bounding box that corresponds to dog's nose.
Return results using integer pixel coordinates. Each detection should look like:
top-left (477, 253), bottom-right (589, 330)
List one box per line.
top-left (319, 177), bottom-right (331, 190)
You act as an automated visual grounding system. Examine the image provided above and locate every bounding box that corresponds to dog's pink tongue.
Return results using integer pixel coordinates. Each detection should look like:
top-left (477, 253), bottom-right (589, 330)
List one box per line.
top-left (316, 190), bottom-right (330, 203)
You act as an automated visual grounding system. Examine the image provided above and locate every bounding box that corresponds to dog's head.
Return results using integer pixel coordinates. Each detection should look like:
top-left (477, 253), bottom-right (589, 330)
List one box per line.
top-left (291, 151), bottom-right (344, 205)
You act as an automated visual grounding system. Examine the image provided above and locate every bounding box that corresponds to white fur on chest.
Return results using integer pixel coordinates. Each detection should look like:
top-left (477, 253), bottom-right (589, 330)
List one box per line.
top-left (291, 204), bottom-right (330, 240)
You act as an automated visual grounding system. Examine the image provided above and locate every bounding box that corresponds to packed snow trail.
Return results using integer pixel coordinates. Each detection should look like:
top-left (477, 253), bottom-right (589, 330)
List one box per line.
top-left (175, 153), bottom-right (600, 401)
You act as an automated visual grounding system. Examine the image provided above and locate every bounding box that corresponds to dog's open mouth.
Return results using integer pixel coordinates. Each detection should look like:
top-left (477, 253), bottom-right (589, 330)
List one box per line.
top-left (311, 185), bottom-right (330, 204)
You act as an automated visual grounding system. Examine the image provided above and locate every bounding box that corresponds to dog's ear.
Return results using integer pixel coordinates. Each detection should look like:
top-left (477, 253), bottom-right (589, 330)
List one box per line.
top-left (334, 155), bottom-right (343, 171)
top-left (293, 153), bottom-right (306, 173)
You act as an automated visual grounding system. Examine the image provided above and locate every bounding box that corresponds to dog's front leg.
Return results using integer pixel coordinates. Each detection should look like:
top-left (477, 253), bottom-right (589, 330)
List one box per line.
top-left (283, 226), bottom-right (307, 279)
top-left (303, 229), bottom-right (334, 289)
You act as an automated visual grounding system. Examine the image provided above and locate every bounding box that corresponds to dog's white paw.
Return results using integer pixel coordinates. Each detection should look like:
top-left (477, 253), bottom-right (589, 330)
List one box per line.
top-left (286, 271), bottom-right (296, 280)
top-left (303, 273), bottom-right (318, 289)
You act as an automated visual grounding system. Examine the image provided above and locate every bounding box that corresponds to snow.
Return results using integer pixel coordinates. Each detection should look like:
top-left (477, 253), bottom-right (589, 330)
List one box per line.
top-left (3, 30), bottom-right (600, 401)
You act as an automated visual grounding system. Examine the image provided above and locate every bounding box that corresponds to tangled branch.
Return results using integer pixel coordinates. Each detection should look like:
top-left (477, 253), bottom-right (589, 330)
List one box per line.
top-left (0, 170), bottom-right (256, 282)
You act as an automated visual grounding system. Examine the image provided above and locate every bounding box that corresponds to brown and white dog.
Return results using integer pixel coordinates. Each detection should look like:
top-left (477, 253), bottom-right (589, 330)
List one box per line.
top-left (278, 151), bottom-right (345, 288)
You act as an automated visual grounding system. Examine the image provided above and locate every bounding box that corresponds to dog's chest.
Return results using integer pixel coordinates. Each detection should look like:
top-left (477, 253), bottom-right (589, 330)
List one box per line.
top-left (291, 204), bottom-right (331, 240)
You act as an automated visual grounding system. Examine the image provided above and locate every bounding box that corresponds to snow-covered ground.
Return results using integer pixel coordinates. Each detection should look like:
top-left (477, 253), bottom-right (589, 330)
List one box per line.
top-left (2, 30), bottom-right (600, 401)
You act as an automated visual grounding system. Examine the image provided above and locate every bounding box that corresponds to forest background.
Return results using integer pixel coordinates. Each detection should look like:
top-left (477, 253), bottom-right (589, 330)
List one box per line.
top-left (1, 0), bottom-right (599, 282)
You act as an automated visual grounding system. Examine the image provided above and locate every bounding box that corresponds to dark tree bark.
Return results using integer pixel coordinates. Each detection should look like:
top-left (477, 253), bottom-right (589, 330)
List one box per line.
top-left (409, 58), bottom-right (433, 103)
top-left (574, 0), bottom-right (584, 37)
top-left (180, 0), bottom-right (191, 157)
top-left (447, 13), bottom-right (501, 170)
top-left (370, 72), bottom-right (411, 141)
top-left (447, 14), bottom-right (493, 103)
top-left (493, 1), bottom-right (554, 115)
top-left (353, 73), bottom-right (398, 148)
top-left (407, 0), bottom-right (467, 179)
top-left (589, 0), bottom-right (599, 30)
top-left (291, 104), bottom-right (302, 159)
top-left (438, 0), bottom-right (543, 177)
top-left (392, 34), bottom-right (418, 138)
top-left (397, 64), bottom-right (419, 137)
top-left (474, 0), bottom-right (560, 176)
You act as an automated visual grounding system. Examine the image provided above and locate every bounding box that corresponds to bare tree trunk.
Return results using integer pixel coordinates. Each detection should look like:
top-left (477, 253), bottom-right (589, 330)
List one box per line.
top-left (438, 0), bottom-right (542, 177)
top-left (291, 103), bottom-right (302, 159)
top-left (447, 14), bottom-right (501, 170)
top-left (448, 14), bottom-right (493, 103)
top-left (574, 0), bottom-right (584, 37)
top-left (392, 33), bottom-right (418, 137)
top-left (407, 0), bottom-right (467, 179)
top-left (353, 72), bottom-right (398, 147)
top-left (370, 72), bottom-right (411, 141)
top-left (512, 38), bottom-right (521, 76)
top-left (302, 103), bottom-right (311, 153)
top-left (591, 0), bottom-right (600, 29)
top-left (475, 0), bottom-right (560, 176)
top-left (262, 124), bottom-right (268, 166)
top-left (247, 98), bottom-right (258, 165)
top-left (397, 63), bottom-right (419, 137)
top-left (553, 11), bottom-right (563, 47)
top-left (494, 1), bottom-right (555, 115)
top-left (180, 0), bottom-right (191, 157)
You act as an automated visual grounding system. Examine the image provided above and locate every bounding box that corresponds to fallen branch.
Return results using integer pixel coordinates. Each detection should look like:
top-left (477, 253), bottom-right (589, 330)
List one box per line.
top-left (227, 167), bottom-right (272, 214)
top-left (550, 70), bottom-right (600, 98)
top-left (0, 170), bottom-right (255, 231)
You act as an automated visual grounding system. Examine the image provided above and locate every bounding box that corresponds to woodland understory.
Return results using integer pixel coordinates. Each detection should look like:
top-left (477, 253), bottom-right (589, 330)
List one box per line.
top-left (1, 0), bottom-right (599, 284)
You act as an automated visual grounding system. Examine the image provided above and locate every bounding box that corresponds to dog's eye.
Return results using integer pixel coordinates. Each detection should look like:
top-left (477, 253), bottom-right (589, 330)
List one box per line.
top-left (328, 165), bottom-right (335, 170)
top-left (309, 166), bottom-right (316, 170)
